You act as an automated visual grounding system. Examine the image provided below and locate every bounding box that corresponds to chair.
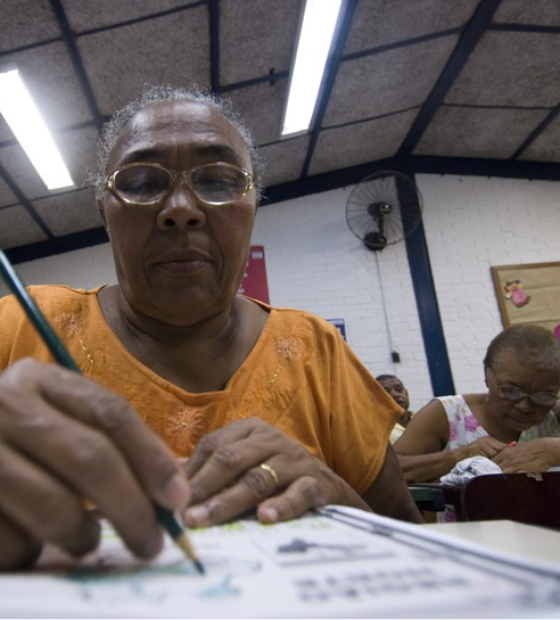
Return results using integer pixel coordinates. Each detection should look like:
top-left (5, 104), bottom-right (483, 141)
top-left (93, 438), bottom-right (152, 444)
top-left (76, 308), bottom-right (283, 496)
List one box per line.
top-left (442, 472), bottom-right (560, 530)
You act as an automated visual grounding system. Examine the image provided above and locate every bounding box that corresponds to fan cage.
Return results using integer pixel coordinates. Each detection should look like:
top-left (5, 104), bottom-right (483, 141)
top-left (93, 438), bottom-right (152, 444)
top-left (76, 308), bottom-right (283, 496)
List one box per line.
top-left (346, 171), bottom-right (423, 250)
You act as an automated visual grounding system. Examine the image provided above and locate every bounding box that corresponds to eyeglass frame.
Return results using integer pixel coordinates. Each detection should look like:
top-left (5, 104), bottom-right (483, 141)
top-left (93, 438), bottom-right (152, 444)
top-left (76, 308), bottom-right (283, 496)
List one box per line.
top-left (105, 161), bottom-right (256, 207)
top-left (486, 368), bottom-right (559, 408)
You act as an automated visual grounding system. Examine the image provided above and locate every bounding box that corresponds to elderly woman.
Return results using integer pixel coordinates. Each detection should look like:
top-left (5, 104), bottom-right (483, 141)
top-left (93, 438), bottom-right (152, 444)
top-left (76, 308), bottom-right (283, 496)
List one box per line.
top-left (395, 324), bottom-right (560, 483)
top-left (0, 85), bottom-right (420, 569)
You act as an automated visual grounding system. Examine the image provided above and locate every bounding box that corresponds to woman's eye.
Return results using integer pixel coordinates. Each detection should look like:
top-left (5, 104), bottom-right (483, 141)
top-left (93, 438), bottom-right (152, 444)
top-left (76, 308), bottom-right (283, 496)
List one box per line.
top-left (117, 168), bottom-right (169, 195)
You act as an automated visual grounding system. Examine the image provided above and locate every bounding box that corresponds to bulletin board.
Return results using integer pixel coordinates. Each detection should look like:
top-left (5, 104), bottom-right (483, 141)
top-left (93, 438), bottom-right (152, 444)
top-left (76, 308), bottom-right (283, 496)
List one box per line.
top-left (491, 261), bottom-right (560, 339)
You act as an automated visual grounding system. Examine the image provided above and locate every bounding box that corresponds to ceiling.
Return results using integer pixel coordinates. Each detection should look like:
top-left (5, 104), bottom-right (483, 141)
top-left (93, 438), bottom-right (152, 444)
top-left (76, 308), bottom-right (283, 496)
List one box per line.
top-left (1, 0), bottom-right (560, 263)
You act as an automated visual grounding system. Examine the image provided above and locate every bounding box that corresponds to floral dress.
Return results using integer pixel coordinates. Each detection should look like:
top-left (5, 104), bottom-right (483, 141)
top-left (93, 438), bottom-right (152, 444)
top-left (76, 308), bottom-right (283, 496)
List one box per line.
top-left (440, 394), bottom-right (560, 451)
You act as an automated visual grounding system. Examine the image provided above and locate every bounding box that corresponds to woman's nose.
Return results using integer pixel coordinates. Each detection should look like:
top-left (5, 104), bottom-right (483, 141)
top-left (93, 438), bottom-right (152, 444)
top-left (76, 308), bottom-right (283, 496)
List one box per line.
top-left (156, 180), bottom-right (207, 230)
top-left (515, 395), bottom-right (534, 411)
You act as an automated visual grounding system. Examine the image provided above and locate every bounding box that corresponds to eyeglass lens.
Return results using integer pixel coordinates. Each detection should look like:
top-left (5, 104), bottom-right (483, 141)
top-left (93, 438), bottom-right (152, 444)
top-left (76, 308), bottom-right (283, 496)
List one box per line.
top-left (497, 385), bottom-right (558, 407)
top-left (113, 164), bottom-right (250, 205)
top-left (114, 165), bottom-right (169, 204)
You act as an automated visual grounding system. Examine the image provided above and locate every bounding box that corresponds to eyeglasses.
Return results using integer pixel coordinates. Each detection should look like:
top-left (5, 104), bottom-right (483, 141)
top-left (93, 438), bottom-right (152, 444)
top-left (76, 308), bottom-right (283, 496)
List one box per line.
top-left (105, 162), bottom-right (255, 206)
top-left (494, 384), bottom-right (558, 408)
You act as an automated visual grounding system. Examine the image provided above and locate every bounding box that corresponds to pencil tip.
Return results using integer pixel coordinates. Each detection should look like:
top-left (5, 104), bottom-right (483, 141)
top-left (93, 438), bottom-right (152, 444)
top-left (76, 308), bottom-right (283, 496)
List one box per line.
top-left (175, 531), bottom-right (205, 574)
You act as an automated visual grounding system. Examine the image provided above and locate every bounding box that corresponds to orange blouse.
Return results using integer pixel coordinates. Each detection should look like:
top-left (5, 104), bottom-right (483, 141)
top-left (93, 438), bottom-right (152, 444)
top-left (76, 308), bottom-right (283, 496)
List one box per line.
top-left (0, 285), bottom-right (400, 495)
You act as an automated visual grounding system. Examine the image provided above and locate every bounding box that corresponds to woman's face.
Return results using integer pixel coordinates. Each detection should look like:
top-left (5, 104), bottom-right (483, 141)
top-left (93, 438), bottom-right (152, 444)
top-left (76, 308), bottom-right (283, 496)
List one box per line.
top-left (99, 100), bottom-right (258, 326)
top-left (486, 353), bottom-right (560, 434)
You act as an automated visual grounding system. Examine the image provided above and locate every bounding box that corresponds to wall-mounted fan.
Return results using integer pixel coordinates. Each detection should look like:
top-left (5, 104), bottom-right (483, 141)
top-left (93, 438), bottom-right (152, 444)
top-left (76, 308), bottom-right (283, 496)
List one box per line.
top-left (345, 170), bottom-right (423, 251)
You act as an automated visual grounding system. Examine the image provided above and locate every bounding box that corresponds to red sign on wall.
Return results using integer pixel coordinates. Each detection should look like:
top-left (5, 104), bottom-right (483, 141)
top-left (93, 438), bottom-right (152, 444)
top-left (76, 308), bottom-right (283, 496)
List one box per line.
top-left (239, 245), bottom-right (270, 304)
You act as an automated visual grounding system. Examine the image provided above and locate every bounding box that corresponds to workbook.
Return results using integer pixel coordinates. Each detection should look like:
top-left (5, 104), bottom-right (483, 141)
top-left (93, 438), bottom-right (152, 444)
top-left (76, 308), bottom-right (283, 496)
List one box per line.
top-left (1, 506), bottom-right (559, 618)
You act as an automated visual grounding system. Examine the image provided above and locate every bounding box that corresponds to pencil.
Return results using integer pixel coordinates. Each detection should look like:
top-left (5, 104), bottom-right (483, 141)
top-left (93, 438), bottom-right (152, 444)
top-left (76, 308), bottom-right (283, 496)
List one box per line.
top-left (153, 504), bottom-right (205, 574)
top-left (0, 248), bottom-right (204, 575)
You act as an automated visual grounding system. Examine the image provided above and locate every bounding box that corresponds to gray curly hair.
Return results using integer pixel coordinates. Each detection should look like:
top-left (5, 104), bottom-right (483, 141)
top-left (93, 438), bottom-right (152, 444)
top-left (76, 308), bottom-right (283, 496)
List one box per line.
top-left (484, 324), bottom-right (560, 375)
top-left (93, 84), bottom-right (264, 201)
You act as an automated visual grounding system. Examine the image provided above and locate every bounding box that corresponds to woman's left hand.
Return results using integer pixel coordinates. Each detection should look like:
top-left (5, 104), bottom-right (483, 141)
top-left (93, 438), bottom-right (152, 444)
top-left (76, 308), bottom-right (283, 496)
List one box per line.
top-left (181, 417), bottom-right (369, 527)
top-left (492, 438), bottom-right (560, 473)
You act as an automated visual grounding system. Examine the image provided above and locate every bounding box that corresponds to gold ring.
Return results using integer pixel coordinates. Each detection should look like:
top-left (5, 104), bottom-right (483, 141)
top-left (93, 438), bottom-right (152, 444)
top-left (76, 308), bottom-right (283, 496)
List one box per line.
top-left (260, 462), bottom-right (280, 489)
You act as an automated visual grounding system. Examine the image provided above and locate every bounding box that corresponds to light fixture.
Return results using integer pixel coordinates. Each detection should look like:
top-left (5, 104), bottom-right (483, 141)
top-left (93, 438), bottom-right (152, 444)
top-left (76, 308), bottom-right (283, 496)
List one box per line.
top-left (0, 67), bottom-right (74, 190)
top-left (281, 0), bottom-right (343, 137)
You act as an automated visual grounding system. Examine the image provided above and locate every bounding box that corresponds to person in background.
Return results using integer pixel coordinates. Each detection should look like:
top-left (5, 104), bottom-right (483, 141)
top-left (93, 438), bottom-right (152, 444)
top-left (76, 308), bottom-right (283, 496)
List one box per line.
top-left (394, 324), bottom-right (560, 483)
top-left (0, 85), bottom-right (421, 570)
top-left (376, 374), bottom-right (414, 443)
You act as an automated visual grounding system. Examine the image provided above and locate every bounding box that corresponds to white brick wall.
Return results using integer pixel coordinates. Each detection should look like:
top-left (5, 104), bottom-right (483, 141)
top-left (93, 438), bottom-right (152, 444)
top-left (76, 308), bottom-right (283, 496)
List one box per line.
top-left (0, 244), bottom-right (117, 291)
top-left (2, 174), bottom-right (558, 411)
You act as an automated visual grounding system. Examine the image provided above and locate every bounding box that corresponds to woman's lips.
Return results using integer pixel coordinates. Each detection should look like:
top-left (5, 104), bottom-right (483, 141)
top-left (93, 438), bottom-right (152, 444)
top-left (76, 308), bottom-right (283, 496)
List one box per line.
top-left (155, 257), bottom-right (210, 275)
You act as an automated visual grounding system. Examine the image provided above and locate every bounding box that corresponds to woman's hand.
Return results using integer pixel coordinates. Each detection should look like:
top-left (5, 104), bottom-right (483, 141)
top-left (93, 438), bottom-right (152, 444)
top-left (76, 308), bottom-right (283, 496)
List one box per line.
top-left (182, 417), bottom-right (367, 527)
top-left (460, 436), bottom-right (508, 460)
top-left (0, 358), bottom-right (190, 569)
top-left (493, 438), bottom-right (560, 473)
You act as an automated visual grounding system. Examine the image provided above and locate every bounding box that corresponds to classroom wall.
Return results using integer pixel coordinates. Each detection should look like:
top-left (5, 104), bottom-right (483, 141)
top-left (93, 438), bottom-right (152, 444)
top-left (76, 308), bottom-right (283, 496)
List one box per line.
top-left (2, 174), bottom-right (558, 411)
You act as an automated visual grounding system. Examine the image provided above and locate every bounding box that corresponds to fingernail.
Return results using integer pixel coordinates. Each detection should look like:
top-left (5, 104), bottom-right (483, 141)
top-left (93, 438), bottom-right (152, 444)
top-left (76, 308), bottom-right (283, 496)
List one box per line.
top-left (183, 505), bottom-right (209, 527)
top-left (259, 506), bottom-right (279, 523)
top-left (164, 473), bottom-right (191, 508)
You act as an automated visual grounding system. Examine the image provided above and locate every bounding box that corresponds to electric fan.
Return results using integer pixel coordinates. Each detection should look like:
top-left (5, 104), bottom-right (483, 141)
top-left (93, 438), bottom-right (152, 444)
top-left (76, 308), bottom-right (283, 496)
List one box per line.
top-left (345, 170), bottom-right (423, 251)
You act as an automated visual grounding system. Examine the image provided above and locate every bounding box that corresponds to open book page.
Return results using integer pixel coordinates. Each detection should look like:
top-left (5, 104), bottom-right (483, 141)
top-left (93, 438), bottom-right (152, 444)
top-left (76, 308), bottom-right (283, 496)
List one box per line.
top-left (1, 506), bottom-right (559, 619)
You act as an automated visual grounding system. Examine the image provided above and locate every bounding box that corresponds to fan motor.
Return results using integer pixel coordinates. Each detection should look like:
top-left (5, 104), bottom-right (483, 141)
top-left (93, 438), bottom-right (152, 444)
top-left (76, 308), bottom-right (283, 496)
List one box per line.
top-left (364, 231), bottom-right (388, 251)
top-left (368, 201), bottom-right (392, 217)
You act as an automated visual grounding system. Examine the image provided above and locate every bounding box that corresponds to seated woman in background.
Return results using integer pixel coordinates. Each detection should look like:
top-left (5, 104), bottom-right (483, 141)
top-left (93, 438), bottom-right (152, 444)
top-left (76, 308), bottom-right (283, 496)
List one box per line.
top-left (394, 324), bottom-right (560, 483)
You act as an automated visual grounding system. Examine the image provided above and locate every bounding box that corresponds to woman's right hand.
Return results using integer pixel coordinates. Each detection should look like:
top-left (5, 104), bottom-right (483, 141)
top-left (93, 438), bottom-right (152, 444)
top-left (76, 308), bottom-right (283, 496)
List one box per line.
top-left (0, 358), bottom-right (190, 570)
top-left (460, 436), bottom-right (508, 460)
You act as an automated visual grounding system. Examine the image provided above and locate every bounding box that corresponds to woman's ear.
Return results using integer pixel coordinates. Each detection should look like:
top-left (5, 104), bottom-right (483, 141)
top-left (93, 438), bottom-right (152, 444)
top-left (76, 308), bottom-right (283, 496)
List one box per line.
top-left (484, 365), bottom-right (490, 388)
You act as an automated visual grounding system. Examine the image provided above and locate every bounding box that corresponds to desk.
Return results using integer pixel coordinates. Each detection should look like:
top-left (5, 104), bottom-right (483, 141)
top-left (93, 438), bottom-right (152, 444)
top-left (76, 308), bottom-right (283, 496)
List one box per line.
top-left (425, 520), bottom-right (560, 566)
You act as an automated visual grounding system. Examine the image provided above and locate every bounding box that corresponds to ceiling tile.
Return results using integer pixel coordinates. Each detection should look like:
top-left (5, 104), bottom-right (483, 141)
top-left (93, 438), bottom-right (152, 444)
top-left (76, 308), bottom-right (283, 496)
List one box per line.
top-left (33, 188), bottom-right (102, 235)
top-left (493, 0), bottom-right (560, 26)
top-left (57, 127), bottom-right (100, 190)
top-left (0, 205), bottom-right (49, 249)
top-left (519, 115), bottom-right (560, 163)
top-left (225, 80), bottom-right (289, 146)
top-left (220, 0), bottom-right (300, 86)
top-left (0, 174), bottom-right (17, 207)
top-left (344, 0), bottom-right (479, 54)
top-left (61, 0), bottom-right (196, 32)
top-left (0, 0), bottom-right (60, 52)
top-left (445, 31), bottom-right (560, 107)
top-left (0, 144), bottom-right (50, 198)
top-left (324, 36), bottom-right (458, 127)
top-left (310, 110), bottom-right (419, 176)
top-left (77, 8), bottom-right (210, 116)
top-left (259, 135), bottom-right (310, 188)
top-left (414, 106), bottom-right (549, 158)
top-left (0, 42), bottom-right (93, 142)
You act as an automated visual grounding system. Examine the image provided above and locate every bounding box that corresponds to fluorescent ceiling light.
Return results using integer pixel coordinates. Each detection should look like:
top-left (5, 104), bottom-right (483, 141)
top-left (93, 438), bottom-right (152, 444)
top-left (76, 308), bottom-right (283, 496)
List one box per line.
top-left (281, 0), bottom-right (343, 136)
top-left (0, 68), bottom-right (73, 190)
